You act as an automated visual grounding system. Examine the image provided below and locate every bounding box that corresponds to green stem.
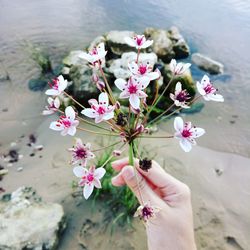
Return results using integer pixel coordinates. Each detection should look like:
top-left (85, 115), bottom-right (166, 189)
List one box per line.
top-left (129, 141), bottom-right (134, 166)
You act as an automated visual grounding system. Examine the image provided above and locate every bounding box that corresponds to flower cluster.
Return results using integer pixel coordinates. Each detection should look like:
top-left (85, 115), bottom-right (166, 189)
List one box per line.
top-left (43, 33), bottom-right (224, 221)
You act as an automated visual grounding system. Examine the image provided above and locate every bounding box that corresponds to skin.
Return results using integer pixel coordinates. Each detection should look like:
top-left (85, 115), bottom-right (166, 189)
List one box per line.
top-left (111, 158), bottom-right (197, 250)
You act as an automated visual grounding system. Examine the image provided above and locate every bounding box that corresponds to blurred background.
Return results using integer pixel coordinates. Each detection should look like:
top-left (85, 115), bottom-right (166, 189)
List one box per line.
top-left (0, 0), bottom-right (250, 249)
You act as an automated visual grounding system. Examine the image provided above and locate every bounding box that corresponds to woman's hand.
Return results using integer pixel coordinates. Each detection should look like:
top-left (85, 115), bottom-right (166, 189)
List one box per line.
top-left (111, 158), bottom-right (197, 250)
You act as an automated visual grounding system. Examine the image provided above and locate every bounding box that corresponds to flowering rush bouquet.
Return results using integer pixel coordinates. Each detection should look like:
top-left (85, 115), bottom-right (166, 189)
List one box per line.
top-left (43, 34), bottom-right (224, 222)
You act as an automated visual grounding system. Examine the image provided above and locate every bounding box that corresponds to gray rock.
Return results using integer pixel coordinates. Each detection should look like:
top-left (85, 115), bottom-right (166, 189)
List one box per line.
top-left (0, 67), bottom-right (10, 81)
top-left (168, 26), bottom-right (190, 59)
top-left (106, 30), bottom-right (136, 55)
top-left (144, 28), bottom-right (174, 63)
top-left (69, 64), bottom-right (99, 102)
top-left (63, 50), bottom-right (87, 67)
top-left (61, 66), bottom-right (70, 75)
top-left (0, 187), bottom-right (66, 250)
top-left (28, 78), bottom-right (48, 91)
top-left (88, 36), bottom-right (106, 51)
top-left (191, 53), bottom-right (224, 74)
top-left (108, 52), bottom-right (158, 79)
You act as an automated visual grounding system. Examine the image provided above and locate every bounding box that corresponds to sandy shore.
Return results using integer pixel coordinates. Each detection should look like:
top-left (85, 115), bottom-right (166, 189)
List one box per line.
top-left (1, 114), bottom-right (250, 250)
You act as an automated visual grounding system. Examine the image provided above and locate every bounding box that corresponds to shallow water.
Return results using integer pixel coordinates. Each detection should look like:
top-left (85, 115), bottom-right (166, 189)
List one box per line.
top-left (0, 0), bottom-right (250, 156)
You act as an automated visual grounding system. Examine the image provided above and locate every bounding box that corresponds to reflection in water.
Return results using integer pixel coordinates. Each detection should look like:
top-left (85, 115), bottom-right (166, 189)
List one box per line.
top-left (0, 0), bottom-right (250, 156)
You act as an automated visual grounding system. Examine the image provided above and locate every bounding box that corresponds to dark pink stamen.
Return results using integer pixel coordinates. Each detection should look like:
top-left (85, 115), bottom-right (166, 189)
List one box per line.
top-left (87, 174), bottom-right (94, 182)
top-left (182, 129), bottom-right (192, 138)
top-left (139, 65), bottom-right (147, 75)
top-left (128, 85), bottom-right (137, 94)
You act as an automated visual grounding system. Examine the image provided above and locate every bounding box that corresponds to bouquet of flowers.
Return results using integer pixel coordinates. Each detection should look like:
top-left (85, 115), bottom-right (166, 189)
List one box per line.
top-left (43, 34), bottom-right (224, 223)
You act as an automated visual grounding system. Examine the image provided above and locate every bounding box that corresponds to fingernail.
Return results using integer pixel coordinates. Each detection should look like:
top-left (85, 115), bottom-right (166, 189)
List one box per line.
top-left (122, 166), bottom-right (135, 180)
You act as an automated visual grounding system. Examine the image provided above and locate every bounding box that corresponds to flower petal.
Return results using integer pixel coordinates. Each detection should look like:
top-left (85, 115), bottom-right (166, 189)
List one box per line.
top-left (196, 82), bottom-right (206, 96)
top-left (115, 78), bottom-right (127, 91)
top-left (169, 59), bottom-right (177, 73)
top-left (94, 167), bottom-right (106, 179)
top-left (83, 183), bottom-right (94, 199)
top-left (128, 61), bottom-right (139, 75)
top-left (43, 110), bottom-right (54, 115)
top-left (207, 93), bottom-right (224, 102)
top-left (95, 115), bottom-right (103, 123)
top-left (124, 37), bottom-right (136, 47)
top-left (81, 108), bottom-right (98, 118)
top-left (120, 91), bottom-right (130, 99)
top-left (49, 121), bottom-right (63, 131)
top-left (129, 94), bottom-right (140, 109)
top-left (67, 126), bottom-right (77, 136)
top-left (174, 117), bottom-right (184, 132)
top-left (103, 111), bottom-right (114, 120)
top-left (73, 166), bottom-right (88, 177)
top-left (147, 71), bottom-right (160, 81)
top-left (88, 99), bottom-right (98, 106)
top-left (140, 40), bottom-right (153, 49)
top-left (138, 76), bottom-right (150, 89)
top-left (175, 82), bottom-right (182, 93)
top-left (93, 178), bottom-right (102, 188)
top-left (65, 106), bottom-right (75, 120)
top-left (201, 75), bottom-right (210, 87)
top-left (98, 92), bottom-right (109, 106)
top-left (54, 97), bottom-right (60, 108)
top-left (45, 89), bottom-right (59, 96)
top-left (191, 127), bottom-right (205, 138)
top-left (180, 139), bottom-right (192, 152)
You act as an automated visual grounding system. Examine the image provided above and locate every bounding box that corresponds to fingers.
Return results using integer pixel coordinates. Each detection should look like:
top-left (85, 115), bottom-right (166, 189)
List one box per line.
top-left (112, 158), bottom-right (183, 196)
top-left (113, 165), bottom-right (160, 205)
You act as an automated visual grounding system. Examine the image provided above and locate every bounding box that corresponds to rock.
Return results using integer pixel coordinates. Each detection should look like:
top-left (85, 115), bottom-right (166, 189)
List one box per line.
top-left (144, 28), bottom-right (174, 63)
top-left (63, 50), bottom-right (87, 67)
top-left (61, 66), bottom-right (70, 75)
top-left (0, 67), bottom-right (10, 81)
top-left (31, 48), bottom-right (52, 74)
top-left (88, 36), bottom-right (106, 51)
top-left (168, 26), bottom-right (190, 59)
top-left (106, 30), bottom-right (136, 56)
top-left (108, 52), bottom-right (158, 79)
top-left (69, 64), bottom-right (99, 104)
top-left (0, 187), bottom-right (66, 250)
top-left (28, 78), bottom-right (48, 91)
top-left (192, 53), bottom-right (224, 74)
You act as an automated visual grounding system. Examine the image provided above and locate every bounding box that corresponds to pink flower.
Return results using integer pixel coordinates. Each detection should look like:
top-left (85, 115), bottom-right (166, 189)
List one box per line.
top-left (134, 203), bottom-right (160, 223)
top-left (79, 43), bottom-right (107, 66)
top-left (128, 61), bottom-right (160, 81)
top-left (45, 75), bottom-right (68, 96)
top-left (42, 97), bottom-right (60, 115)
top-left (81, 93), bottom-right (115, 123)
top-left (114, 76), bottom-right (150, 109)
top-left (73, 165), bottom-right (106, 199)
top-left (196, 75), bottom-right (224, 102)
top-left (68, 138), bottom-right (95, 166)
top-left (174, 117), bottom-right (205, 152)
top-left (49, 106), bottom-right (79, 136)
top-left (124, 35), bottom-right (153, 49)
top-left (169, 59), bottom-right (191, 75)
top-left (170, 82), bottom-right (190, 108)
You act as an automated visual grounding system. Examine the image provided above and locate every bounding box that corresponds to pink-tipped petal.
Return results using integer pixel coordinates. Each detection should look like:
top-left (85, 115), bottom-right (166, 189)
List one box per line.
top-left (65, 106), bottom-right (75, 120)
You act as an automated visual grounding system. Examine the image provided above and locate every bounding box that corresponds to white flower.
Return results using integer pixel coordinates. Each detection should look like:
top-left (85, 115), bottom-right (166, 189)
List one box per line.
top-left (169, 59), bottom-right (191, 75)
top-left (128, 61), bottom-right (160, 81)
top-left (115, 76), bottom-right (150, 109)
top-left (68, 138), bottom-right (95, 166)
top-left (42, 97), bottom-right (60, 115)
top-left (124, 35), bottom-right (153, 49)
top-left (73, 165), bottom-right (106, 199)
top-left (170, 82), bottom-right (190, 108)
top-left (49, 106), bottom-right (79, 136)
top-left (45, 75), bottom-right (68, 96)
top-left (196, 75), bottom-right (224, 102)
top-left (81, 92), bottom-right (115, 123)
top-left (174, 117), bottom-right (205, 152)
top-left (79, 43), bottom-right (107, 65)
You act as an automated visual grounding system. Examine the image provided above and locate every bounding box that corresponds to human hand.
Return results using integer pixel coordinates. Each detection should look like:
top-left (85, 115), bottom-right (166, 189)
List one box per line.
top-left (111, 158), bottom-right (197, 250)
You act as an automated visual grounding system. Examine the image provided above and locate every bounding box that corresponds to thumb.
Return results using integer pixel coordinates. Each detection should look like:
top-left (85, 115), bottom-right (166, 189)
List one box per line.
top-left (121, 165), bottom-right (160, 205)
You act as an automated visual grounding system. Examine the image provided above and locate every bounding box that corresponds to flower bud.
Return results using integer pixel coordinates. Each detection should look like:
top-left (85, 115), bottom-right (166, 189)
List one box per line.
top-left (131, 106), bottom-right (140, 114)
top-left (115, 101), bottom-right (121, 109)
top-left (136, 124), bottom-right (144, 133)
top-left (91, 73), bottom-right (99, 83)
top-left (112, 150), bottom-right (122, 156)
top-left (96, 80), bottom-right (105, 91)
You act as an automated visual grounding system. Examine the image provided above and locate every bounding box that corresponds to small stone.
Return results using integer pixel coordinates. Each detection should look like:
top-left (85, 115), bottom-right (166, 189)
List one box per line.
top-left (28, 78), bottom-right (48, 91)
top-left (215, 168), bottom-right (223, 176)
top-left (230, 120), bottom-right (235, 124)
top-left (2, 108), bottom-right (8, 112)
top-left (17, 167), bottom-right (23, 172)
top-left (192, 53), bottom-right (224, 74)
top-left (61, 66), bottom-right (70, 75)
